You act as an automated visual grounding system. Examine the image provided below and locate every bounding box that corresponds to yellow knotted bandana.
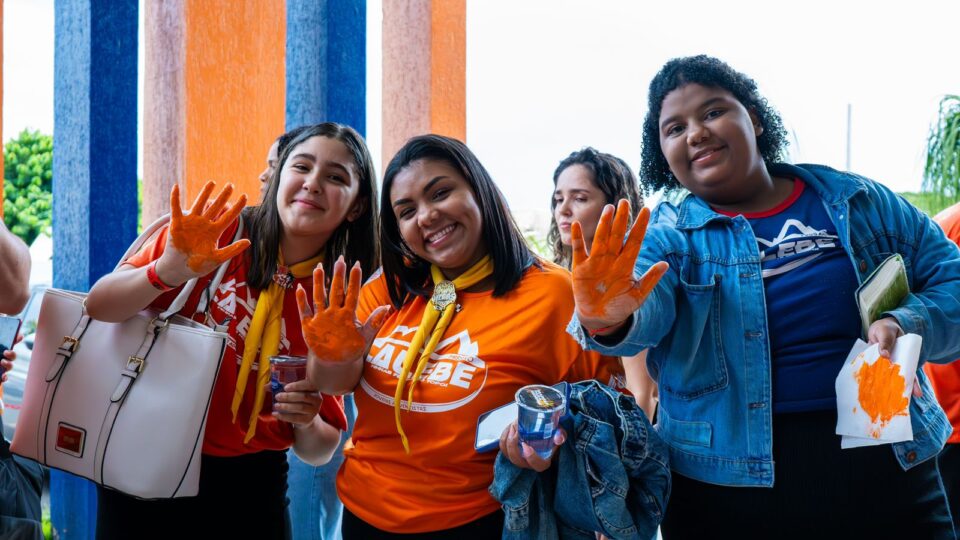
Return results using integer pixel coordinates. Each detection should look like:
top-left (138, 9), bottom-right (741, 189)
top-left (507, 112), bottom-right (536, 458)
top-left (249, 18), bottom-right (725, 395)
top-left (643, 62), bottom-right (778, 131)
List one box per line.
top-left (393, 255), bottom-right (495, 453)
top-left (232, 252), bottom-right (323, 443)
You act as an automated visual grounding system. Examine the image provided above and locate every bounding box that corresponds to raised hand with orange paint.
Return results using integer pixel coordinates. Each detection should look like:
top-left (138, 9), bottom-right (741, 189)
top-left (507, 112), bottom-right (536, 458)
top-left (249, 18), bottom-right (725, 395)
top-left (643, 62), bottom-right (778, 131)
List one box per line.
top-left (154, 181), bottom-right (251, 287)
top-left (570, 199), bottom-right (669, 335)
top-left (298, 256), bottom-right (390, 365)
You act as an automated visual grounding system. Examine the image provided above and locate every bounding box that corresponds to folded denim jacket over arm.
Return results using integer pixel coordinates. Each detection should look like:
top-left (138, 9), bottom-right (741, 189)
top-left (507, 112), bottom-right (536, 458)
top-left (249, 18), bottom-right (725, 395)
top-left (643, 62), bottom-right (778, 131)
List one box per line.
top-left (489, 381), bottom-right (670, 540)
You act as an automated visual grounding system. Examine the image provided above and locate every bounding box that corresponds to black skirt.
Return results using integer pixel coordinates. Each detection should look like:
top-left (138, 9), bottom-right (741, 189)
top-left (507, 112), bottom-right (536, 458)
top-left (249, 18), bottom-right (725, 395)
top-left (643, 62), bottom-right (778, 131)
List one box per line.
top-left (96, 450), bottom-right (290, 540)
top-left (661, 409), bottom-right (955, 539)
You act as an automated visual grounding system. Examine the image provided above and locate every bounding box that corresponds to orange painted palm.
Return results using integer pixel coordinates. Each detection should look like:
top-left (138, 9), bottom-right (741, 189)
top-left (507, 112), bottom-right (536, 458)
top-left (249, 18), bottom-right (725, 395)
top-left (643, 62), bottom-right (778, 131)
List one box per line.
top-left (169, 181), bottom-right (250, 276)
top-left (297, 257), bottom-right (390, 363)
top-left (571, 199), bottom-right (669, 331)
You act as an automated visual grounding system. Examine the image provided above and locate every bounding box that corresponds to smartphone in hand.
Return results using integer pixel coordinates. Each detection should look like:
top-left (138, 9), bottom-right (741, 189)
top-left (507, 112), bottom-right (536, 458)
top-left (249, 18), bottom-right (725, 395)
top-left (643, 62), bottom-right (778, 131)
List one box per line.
top-left (0, 315), bottom-right (23, 379)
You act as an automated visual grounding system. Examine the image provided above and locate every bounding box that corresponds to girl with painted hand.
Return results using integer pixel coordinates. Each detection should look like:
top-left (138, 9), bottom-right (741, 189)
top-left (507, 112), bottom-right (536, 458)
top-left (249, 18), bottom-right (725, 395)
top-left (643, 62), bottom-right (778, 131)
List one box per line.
top-left (569, 55), bottom-right (960, 538)
top-left (86, 122), bottom-right (379, 539)
top-left (305, 135), bottom-right (607, 538)
top-left (550, 148), bottom-right (659, 420)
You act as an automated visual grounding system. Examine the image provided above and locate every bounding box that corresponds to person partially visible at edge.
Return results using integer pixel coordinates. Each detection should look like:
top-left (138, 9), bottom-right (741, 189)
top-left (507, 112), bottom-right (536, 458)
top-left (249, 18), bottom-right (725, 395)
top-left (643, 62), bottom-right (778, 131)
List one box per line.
top-left (926, 201), bottom-right (960, 535)
top-left (259, 125), bottom-right (311, 203)
top-left (567, 55), bottom-right (960, 538)
top-left (0, 219), bottom-right (29, 401)
top-left (298, 134), bottom-right (609, 538)
top-left (85, 122), bottom-right (379, 540)
top-left (549, 147), bottom-right (659, 420)
top-left (0, 219), bottom-right (36, 538)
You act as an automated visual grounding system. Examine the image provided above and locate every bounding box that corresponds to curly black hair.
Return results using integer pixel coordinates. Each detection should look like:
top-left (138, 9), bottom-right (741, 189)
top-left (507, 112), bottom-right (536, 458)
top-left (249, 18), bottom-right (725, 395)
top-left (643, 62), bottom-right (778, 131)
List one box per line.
top-left (639, 55), bottom-right (789, 194)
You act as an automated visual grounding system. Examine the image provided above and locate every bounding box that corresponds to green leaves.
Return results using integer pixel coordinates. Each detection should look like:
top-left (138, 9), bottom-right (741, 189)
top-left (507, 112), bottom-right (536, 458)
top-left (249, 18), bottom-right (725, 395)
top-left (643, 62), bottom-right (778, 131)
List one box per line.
top-left (922, 95), bottom-right (960, 210)
top-left (3, 129), bottom-right (53, 245)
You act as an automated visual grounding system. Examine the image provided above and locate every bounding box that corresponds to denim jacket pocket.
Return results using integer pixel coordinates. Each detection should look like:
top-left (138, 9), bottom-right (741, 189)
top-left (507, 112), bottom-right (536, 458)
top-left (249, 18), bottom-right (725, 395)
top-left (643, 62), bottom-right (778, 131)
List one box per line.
top-left (659, 275), bottom-right (729, 400)
top-left (503, 499), bottom-right (530, 533)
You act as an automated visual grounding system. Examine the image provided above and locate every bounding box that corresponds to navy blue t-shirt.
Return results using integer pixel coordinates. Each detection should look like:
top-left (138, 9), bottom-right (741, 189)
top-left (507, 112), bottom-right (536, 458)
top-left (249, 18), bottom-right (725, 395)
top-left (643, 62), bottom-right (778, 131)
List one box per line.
top-left (717, 179), bottom-right (861, 413)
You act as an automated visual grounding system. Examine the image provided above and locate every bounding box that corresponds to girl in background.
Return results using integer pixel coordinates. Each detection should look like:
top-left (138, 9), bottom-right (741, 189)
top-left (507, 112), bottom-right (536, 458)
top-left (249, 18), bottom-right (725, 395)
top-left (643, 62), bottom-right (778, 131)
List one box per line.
top-left (549, 147), bottom-right (657, 419)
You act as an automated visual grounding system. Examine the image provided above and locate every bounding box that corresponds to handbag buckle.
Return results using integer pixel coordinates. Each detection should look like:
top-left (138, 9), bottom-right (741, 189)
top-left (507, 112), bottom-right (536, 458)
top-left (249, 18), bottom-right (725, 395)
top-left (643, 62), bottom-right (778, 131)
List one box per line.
top-left (127, 356), bottom-right (145, 373)
top-left (61, 336), bottom-right (80, 352)
top-left (150, 317), bottom-right (170, 331)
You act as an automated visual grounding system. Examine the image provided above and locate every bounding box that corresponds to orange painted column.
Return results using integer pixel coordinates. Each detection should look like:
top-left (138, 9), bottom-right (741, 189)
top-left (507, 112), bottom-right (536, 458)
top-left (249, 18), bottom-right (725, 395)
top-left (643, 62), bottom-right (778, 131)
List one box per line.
top-left (382, 0), bottom-right (465, 166)
top-left (143, 0), bottom-right (286, 223)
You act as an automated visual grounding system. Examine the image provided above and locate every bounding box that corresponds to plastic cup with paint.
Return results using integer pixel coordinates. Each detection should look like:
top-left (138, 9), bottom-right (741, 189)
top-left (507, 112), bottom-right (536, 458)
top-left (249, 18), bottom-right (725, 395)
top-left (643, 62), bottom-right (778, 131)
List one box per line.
top-left (268, 355), bottom-right (307, 411)
top-left (515, 384), bottom-right (566, 459)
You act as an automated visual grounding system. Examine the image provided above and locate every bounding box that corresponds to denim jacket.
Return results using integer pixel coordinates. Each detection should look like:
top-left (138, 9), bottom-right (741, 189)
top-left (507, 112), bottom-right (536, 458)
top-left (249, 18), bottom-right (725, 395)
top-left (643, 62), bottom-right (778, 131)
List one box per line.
top-left (489, 381), bottom-right (670, 540)
top-left (569, 163), bottom-right (960, 487)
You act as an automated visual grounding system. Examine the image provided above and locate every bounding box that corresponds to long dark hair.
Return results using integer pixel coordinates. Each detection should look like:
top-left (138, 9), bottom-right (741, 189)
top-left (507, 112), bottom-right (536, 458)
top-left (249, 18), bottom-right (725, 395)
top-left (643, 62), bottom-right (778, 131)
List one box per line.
top-left (244, 122), bottom-right (379, 289)
top-left (547, 147), bottom-right (643, 268)
top-left (380, 134), bottom-right (534, 308)
top-left (639, 55), bottom-right (789, 194)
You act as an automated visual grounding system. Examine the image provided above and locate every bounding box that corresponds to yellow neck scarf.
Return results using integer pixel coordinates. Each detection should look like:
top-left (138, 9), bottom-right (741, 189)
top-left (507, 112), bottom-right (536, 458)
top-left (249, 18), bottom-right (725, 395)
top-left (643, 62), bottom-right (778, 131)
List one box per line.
top-left (232, 252), bottom-right (323, 443)
top-left (393, 255), bottom-right (495, 453)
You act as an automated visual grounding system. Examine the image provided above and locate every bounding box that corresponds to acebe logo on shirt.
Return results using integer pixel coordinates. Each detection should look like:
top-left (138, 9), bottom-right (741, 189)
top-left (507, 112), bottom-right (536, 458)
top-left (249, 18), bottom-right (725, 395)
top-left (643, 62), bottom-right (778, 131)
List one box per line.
top-left (757, 218), bottom-right (839, 278)
top-left (360, 325), bottom-right (489, 413)
top-left (212, 277), bottom-right (292, 367)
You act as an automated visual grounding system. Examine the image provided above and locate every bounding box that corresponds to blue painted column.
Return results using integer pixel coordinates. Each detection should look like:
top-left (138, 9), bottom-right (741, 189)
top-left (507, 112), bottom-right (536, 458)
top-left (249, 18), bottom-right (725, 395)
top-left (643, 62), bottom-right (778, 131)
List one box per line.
top-left (52, 1), bottom-right (138, 538)
top-left (285, 0), bottom-right (366, 134)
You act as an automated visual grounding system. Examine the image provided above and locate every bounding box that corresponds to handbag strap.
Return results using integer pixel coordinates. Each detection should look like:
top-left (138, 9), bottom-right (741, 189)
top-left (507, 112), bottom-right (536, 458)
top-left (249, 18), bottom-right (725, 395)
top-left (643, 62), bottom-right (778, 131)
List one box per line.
top-left (94, 316), bottom-right (168, 483)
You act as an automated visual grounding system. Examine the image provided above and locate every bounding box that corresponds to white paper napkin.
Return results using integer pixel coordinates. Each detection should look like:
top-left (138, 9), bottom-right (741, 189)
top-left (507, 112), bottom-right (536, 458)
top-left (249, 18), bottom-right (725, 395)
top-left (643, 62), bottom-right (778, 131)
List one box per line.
top-left (835, 334), bottom-right (922, 449)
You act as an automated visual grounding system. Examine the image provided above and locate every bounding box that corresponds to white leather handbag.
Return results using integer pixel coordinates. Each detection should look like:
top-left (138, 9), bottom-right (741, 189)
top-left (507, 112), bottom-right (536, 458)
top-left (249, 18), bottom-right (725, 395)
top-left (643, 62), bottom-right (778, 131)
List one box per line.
top-left (11, 215), bottom-right (238, 499)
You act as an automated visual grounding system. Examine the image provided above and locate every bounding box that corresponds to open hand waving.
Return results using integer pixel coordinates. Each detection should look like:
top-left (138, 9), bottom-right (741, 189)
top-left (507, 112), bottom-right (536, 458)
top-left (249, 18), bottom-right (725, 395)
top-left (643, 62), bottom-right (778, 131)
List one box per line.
top-left (158, 181), bottom-right (251, 285)
top-left (572, 199), bottom-right (669, 334)
top-left (297, 256), bottom-right (390, 364)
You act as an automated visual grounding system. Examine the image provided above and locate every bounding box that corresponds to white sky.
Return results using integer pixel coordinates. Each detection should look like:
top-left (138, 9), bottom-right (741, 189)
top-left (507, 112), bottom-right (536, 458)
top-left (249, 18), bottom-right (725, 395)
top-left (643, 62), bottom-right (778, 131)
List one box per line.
top-left (6, 0), bottom-right (960, 228)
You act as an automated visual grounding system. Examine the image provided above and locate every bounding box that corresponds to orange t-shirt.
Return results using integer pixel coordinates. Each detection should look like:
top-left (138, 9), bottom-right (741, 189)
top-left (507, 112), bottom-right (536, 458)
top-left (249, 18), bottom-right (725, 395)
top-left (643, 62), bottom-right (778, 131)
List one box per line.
top-left (124, 222), bottom-right (346, 456)
top-left (926, 204), bottom-right (960, 443)
top-left (337, 261), bottom-right (608, 533)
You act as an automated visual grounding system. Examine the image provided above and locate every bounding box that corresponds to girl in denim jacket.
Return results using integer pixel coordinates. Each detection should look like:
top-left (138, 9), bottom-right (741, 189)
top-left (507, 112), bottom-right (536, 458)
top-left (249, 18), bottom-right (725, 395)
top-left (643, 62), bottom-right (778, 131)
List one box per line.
top-left (569, 56), bottom-right (960, 538)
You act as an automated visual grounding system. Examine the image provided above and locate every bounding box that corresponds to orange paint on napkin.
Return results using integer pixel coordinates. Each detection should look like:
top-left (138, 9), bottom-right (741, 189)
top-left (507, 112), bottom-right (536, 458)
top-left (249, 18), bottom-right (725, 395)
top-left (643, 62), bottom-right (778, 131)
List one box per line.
top-left (855, 356), bottom-right (909, 438)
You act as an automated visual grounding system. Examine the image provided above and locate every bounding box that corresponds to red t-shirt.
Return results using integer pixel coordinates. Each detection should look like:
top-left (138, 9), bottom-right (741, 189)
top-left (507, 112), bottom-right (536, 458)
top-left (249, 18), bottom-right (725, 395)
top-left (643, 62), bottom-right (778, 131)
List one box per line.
top-left (926, 204), bottom-right (960, 443)
top-left (337, 261), bottom-right (611, 532)
top-left (124, 221), bottom-right (346, 456)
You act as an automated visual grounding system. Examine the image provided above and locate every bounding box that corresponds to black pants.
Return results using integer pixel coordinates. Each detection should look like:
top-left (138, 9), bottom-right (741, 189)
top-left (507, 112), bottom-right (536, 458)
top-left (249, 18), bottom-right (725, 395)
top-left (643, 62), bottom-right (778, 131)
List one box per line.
top-left (661, 410), bottom-right (955, 540)
top-left (342, 507), bottom-right (504, 539)
top-left (941, 443), bottom-right (960, 536)
top-left (96, 450), bottom-right (291, 540)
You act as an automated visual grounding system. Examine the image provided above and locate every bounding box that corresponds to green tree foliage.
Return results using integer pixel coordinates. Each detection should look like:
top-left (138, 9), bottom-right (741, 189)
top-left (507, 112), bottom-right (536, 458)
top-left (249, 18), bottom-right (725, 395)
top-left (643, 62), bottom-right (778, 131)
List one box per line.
top-left (3, 129), bottom-right (53, 245)
top-left (897, 191), bottom-right (955, 218)
top-left (921, 95), bottom-right (960, 212)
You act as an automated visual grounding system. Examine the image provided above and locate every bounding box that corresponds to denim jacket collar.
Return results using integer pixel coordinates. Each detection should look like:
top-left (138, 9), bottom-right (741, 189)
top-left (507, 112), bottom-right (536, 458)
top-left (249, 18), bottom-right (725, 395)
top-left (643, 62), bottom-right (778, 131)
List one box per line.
top-left (671, 163), bottom-right (869, 231)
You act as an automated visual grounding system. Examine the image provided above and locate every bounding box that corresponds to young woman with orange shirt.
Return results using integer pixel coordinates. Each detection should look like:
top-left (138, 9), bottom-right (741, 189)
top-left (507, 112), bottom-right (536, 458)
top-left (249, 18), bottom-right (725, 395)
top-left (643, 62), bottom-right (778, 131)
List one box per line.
top-left (300, 134), bottom-right (605, 538)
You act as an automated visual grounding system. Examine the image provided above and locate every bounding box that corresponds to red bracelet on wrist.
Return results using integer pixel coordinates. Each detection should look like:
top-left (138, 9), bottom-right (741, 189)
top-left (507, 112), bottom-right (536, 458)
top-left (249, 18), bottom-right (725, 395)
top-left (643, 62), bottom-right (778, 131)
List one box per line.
top-left (146, 261), bottom-right (176, 291)
top-left (587, 321), bottom-right (625, 338)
